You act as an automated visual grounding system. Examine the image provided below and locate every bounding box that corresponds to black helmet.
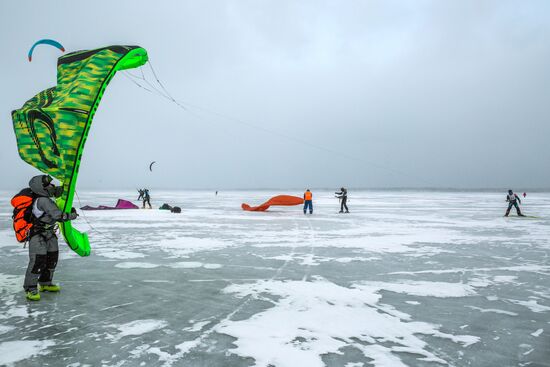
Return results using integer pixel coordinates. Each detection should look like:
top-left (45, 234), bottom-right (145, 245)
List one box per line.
top-left (508, 190), bottom-right (513, 194)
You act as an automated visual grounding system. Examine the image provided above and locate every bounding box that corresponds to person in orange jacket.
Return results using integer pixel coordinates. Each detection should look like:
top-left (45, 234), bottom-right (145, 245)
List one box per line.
top-left (303, 189), bottom-right (313, 214)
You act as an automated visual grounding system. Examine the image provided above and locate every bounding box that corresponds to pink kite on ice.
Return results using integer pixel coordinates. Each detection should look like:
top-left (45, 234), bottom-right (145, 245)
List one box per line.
top-left (242, 195), bottom-right (304, 212)
top-left (81, 199), bottom-right (139, 211)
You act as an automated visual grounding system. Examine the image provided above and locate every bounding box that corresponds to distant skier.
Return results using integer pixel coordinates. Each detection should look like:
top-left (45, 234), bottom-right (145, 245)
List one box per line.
top-left (523, 192), bottom-right (527, 198)
top-left (215, 191), bottom-right (218, 196)
top-left (303, 189), bottom-right (313, 214)
top-left (505, 190), bottom-right (524, 217)
top-left (137, 188), bottom-right (152, 209)
top-left (335, 187), bottom-right (349, 213)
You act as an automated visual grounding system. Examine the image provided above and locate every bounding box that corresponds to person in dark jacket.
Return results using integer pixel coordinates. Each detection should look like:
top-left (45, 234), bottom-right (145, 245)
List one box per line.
top-left (335, 187), bottom-right (349, 213)
top-left (24, 175), bottom-right (78, 301)
top-left (137, 188), bottom-right (152, 209)
top-left (505, 190), bottom-right (525, 217)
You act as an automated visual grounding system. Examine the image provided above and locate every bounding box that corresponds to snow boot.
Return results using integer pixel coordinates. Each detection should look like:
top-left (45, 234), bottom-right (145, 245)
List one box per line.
top-left (39, 284), bottom-right (61, 292)
top-left (26, 290), bottom-right (40, 301)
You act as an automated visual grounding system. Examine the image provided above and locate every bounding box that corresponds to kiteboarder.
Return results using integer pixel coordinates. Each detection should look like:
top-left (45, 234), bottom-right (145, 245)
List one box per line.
top-left (20, 175), bottom-right (78, 301)
top-left (335, 187), bottom-right (349, 213)
top-left (303, 189), bottom-right (313, 214)
top-left (505, 190), bottom-right (525, 217)
top-left (137, 188), bottom-right (152, 209)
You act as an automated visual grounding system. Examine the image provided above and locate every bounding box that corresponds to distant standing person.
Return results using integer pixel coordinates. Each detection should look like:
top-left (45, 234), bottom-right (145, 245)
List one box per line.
top-left (505, 190), bottom-right (524, 217)
top-left (335, 187), bottom-right (349, 213)
top-left (303, 189), bottom-right (313, 214)
top-left (138, 188), bottom-right (152, 209)
top-left (523, 192), bottom-right (527, 198)
top-left (143, 189), bottom-right (152, 209)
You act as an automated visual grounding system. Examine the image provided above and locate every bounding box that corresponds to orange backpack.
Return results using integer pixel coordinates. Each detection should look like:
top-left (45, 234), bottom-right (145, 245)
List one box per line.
top-left (11, 188), bottom-right (37, 243)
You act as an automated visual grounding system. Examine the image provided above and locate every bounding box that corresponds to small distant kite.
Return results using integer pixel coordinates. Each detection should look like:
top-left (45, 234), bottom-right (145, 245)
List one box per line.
top-left (242, 195), bottom-right (304, 212)
top-left (149, 161), bottom-right (156, 171)
top-left (28, 39), bottom-right (65, 62)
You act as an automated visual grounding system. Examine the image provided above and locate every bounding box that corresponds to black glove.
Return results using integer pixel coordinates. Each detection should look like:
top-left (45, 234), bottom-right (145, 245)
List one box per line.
top-left (69, 207), bottom-right (79, 220)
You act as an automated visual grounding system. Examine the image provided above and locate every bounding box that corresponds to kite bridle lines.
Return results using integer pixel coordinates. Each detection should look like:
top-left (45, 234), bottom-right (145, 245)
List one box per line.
top-left (124, 61), bottom-right (435, 187)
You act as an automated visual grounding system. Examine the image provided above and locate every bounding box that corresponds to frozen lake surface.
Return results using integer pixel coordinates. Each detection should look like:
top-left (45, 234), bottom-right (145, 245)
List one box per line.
top-left (1, 190), bottom-right (549, 367)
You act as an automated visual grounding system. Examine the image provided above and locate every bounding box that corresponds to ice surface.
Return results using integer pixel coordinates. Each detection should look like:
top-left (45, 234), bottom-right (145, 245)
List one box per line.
top-left (0, 190), bottom-right (549, 366)
top-left (0, 340), bottom-right (55, 366)
top-left (111, 319), bottom-right (169, 341)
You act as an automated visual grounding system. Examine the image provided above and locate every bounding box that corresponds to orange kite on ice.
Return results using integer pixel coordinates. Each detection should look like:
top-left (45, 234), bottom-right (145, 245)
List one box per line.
top-left (242, 195), bottom-right (304, 212)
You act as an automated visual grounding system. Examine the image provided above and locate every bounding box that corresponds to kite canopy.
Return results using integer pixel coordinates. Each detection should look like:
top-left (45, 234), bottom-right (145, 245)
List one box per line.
top-left (28, 39), bottom-right (65, 61)
top-left (81, 199), bottom-right (139, 211)
top-left (12, 45), bottom-right (148, 256)
top-left (242, 195), bottom-right (304, 212)
top-left (149, 161), bottom-right (156, 171)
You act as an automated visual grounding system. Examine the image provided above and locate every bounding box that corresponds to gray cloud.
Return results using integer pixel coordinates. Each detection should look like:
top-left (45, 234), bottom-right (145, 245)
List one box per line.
top-left (1, 0), bottom-right (549, 190)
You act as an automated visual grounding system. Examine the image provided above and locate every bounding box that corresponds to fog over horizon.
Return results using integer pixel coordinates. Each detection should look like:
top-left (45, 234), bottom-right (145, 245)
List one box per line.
top-left (1, 1), bottom-right (549, 190)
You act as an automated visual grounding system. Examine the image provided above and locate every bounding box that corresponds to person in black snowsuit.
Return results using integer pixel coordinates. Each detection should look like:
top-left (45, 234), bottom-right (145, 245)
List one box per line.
top-left (335, 187), bottom-right (349, 213)
top-left (24, 175), bottom-right (78, 301)
top-left (138, 188), bottom-right (152, 209)
top-left (505, 190), bottom-right (524, 217)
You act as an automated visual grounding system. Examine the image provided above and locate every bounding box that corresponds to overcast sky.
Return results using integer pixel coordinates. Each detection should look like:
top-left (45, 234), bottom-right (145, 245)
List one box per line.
top-left (1, 0), bottom-right (549, 190)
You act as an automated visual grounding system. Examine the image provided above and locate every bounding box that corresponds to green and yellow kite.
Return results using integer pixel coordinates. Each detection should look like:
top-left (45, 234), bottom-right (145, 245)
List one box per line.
top-left (12, 45), bottom-right (148, 257)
